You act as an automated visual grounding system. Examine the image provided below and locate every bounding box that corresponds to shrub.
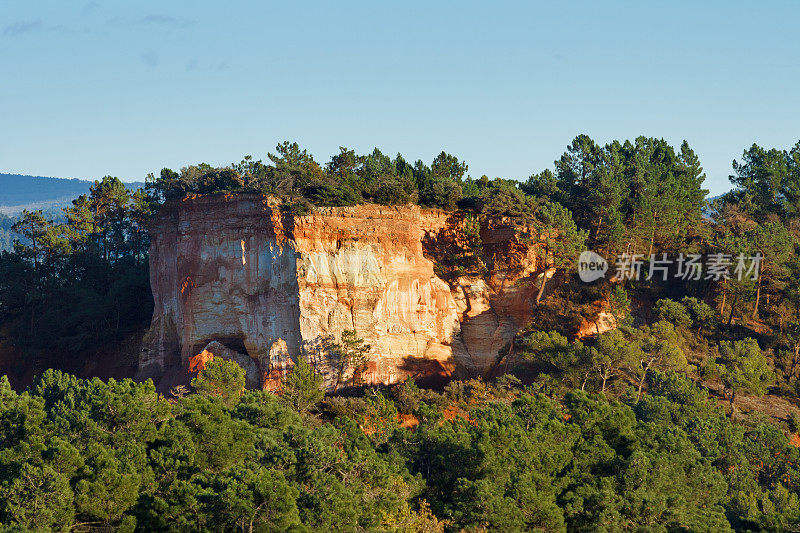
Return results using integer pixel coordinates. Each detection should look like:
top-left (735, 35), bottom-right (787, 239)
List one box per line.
top-left (191, 358), bottom-right (246, 407)
top-left (367, 174), bottom-right (413, 205)
top-left (419, 177), bottom-right (463, 211)
top-left (302, 178), bottom-right (361, 206)
top-left (654, 298), bottom-right (692, 330)
top-left (391, 378), bottom-right (424, 413)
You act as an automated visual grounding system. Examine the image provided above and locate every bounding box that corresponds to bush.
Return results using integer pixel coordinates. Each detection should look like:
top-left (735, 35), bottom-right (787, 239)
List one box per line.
top-left (419, 176), bottom-right (463, 210)
top-left (302, 178), bottom-right (361, 206)
top-left (654, 298), bottom-right (693, 330)
top-left (196, 168), bottom-right (245, 193)
top-left (477, 185), bottom-right (537, 218)
top-left (680, 296), bottom-right (718, 334)
top-left (280, 197), bottom-right (312, 216)
top-left (191, 358), bottom-right (246, 407)
top-left (788, 412), bottom-right (800, 434)
top-left (391, 378), bottom-right (424, 413)
top-left (367, 174), bottom-right (413, 205)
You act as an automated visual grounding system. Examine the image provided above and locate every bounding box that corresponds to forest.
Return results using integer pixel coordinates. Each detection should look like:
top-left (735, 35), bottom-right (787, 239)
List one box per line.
top-left (1, 135), bottom-right (800, 531)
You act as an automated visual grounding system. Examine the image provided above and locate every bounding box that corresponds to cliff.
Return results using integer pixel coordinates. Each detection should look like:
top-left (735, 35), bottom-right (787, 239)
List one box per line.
top-left (138, 194), bottom-right (543, 390)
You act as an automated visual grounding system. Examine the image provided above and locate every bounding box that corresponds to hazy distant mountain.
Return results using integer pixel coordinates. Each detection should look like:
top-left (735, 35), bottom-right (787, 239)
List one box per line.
top-left (0, 173), bottom-right (145, 215)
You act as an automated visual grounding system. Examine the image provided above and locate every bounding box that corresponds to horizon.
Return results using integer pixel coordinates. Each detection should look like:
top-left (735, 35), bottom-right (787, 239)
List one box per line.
top-left (3, 1), bottom-right (800, 195)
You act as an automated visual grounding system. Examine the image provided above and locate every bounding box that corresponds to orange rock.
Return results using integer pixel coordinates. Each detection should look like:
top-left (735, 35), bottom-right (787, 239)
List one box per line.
top-left (189, 349), bottom-right (213, 374)
top-left (577, 299), bottom-right (619, 339)
top-left (137, 194), bottom-right (565, 390)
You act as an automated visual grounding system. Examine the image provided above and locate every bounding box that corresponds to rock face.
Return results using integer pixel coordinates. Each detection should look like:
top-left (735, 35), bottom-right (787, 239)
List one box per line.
top-left (138, 194), bottom-right (542, 390)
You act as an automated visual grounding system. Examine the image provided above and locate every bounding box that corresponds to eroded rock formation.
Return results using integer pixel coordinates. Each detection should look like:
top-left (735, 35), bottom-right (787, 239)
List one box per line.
top-left (138, 194), bottom-right (544, 390)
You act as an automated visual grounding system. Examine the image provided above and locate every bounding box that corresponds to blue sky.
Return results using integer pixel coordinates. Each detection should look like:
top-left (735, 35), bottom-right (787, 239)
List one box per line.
top-left (1, 1), bottom-right (799, 195)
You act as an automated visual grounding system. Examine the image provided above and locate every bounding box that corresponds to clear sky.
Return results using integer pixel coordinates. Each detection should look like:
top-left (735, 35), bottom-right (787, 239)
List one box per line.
top-left (2, 1), bottom-right (799, 195)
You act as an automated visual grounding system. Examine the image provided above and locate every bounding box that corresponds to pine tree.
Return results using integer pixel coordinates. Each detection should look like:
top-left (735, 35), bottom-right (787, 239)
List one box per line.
top-left (281, 357), bottom-right (324, 412)
top-left (532, 201), bottom-right (587, 303)
top-left (331, 330), bottom-right (371, 391)
top-left (711, 338), bottom-right (774, 419)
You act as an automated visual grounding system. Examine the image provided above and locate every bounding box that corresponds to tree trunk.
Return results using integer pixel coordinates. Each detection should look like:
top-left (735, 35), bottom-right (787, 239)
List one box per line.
top-left (727, 294), bottom-right (738, 326)
top-left (535, 269), bottom-right (548, 304)
top-left (729, 392), bottom-right (736, 421)
top-left (637, 360), bottom-right (653, 400)
top-left (333, 361), bottom-right (343, 393)
top-left (647, 214), bottom-right (657, 257)
top-left (752, 274), bottom-right (762, 319)
top-left (594, 215), bottom-right (604, 240)
top-left (536, 243), bottom-right (551, 305)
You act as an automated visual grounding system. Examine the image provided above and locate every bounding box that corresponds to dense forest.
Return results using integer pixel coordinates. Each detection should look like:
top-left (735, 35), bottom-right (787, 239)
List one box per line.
top-left (2, 135), bottom-right (800, 530)
top-left (1, 360), bottom-right (798, 531)
top-left (0, 178), bottom-right (154, 378)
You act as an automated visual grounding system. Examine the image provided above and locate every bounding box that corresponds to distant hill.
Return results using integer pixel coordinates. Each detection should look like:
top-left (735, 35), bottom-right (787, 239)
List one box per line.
top-left (0, 173), bottom-right (145, 215)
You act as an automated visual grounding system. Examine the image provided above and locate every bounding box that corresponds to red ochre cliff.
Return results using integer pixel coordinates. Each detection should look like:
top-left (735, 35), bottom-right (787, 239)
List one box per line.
top-left (137, 194), bottom-right (545, 390)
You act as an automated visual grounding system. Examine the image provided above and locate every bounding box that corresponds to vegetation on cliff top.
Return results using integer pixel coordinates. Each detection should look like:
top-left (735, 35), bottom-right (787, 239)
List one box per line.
top-left (144, 136), bottom-right (710, 250)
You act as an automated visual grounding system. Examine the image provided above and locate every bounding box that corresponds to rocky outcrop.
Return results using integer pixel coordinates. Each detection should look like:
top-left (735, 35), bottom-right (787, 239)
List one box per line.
top-left (576, 302), bottom-right (619, 339)
top-left (138, 194), bottom-right (543, 390)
